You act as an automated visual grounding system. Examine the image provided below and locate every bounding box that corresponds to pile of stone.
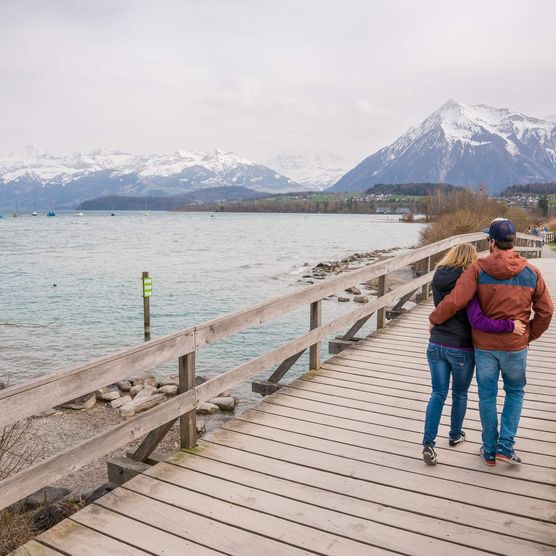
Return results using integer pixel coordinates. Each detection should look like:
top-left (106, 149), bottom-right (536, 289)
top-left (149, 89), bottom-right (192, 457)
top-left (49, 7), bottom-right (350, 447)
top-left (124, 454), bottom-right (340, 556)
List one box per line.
top-left (58, 374), bottom-right (238, 420)
top-left (299, 247), bottom-right (401, 285)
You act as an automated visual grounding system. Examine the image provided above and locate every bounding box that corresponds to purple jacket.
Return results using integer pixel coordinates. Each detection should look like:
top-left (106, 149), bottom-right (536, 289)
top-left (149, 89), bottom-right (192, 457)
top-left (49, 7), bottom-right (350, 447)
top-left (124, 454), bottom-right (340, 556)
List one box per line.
top-left (466, 297), bottom-right (514, 333)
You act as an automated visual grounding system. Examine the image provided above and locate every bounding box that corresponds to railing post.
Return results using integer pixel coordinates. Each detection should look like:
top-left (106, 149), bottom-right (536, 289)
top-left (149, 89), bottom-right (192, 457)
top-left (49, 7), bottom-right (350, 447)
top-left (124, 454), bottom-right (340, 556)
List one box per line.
top-left (421, 256), bottom-right (431, 301)
top-left (377, 274), bottom-right (386, 329)
top-left (309, 300), bottom-right (322, 370)
top-left (179, 351), bottom-right (196, 449)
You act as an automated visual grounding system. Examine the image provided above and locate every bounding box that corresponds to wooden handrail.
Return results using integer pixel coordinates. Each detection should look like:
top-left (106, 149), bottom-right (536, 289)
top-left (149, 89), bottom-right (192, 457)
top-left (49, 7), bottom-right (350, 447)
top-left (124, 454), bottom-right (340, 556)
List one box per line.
top-left (0, 231), bottom-right (543, 510)
top-left (0, 231), bottom-right (489, 428)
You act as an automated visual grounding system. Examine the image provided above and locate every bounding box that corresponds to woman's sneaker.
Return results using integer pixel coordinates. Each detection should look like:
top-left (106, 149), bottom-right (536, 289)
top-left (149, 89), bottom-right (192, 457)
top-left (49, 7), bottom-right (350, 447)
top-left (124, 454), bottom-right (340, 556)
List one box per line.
top-left (449, 431), bottom-right (466, 447)
top-left (422, 445), bottom-right (438, 465)
top-left (496, 452), bottom-right (522, 465)
top-left (480, 447), bottom-right (496, 466)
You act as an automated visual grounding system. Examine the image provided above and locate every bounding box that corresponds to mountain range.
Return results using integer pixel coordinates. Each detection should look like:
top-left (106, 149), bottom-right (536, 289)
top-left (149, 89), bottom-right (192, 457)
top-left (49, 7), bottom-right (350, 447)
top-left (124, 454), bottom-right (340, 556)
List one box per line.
top-left (0, 148), bottom-right (306, 209)
top-left (266, 151), bottom-right (355, 191)
top-left (3, 100), bottom-right (556, 208)
top-left (329, 100), bottom-right (556, 193)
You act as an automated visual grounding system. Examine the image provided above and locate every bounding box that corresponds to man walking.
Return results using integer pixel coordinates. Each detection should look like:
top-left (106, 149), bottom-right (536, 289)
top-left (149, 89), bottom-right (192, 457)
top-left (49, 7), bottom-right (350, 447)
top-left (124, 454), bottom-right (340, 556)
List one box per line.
top-left (429, 218), bottom-right (553, 465)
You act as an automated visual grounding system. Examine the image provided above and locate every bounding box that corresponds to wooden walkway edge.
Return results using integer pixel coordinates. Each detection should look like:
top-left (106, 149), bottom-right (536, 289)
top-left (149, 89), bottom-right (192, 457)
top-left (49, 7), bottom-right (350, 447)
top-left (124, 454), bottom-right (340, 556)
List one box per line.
top-left (14, 259), bottom-right (556, 555)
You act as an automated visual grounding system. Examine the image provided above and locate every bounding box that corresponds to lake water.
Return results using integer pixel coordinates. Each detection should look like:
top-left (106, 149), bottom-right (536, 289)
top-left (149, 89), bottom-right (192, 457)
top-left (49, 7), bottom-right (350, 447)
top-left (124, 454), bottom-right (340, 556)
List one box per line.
top-left (1, 212), bottom-right (423, 398)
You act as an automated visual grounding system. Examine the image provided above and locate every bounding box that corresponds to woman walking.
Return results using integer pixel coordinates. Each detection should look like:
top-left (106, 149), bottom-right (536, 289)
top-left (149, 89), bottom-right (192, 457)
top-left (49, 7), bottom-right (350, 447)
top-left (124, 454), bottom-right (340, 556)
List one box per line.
top-left (423, 244), bottom-right (524, 464)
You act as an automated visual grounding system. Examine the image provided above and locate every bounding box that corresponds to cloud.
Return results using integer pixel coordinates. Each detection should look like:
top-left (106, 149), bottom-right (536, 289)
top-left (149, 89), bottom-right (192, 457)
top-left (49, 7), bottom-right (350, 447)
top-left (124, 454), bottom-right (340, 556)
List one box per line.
top-left (0, 0), bottom-right (554, 162)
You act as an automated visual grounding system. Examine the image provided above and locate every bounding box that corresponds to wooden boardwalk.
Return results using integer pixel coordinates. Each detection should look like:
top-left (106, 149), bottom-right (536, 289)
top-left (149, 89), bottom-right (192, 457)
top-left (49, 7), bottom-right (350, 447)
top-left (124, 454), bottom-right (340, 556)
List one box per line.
top-left (17, 259), bottom-right (556, 555)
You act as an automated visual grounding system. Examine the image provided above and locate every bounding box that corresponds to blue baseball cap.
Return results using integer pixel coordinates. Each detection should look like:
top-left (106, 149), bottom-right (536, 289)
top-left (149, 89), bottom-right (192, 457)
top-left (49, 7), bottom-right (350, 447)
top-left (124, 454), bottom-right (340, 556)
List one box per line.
top-left (483, 218), bottom-right (517, 242)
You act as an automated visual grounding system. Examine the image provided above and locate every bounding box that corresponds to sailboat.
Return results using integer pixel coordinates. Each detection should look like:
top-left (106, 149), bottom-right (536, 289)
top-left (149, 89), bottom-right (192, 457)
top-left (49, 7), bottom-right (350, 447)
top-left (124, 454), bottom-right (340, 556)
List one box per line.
top-left (47, 199), bottom-right (56, 217)
top-left (110, 199), bottom-right (116, 216)
top-left (144, 197), bottom-right (149, 216)
top-left (32, 194), bottom-right (38, 216)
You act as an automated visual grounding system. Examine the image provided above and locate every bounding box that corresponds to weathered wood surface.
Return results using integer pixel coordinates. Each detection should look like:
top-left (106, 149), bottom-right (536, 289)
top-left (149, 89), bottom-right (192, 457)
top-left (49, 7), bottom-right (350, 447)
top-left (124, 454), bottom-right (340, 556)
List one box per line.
top-left (26, 257), bottom-right (556, 555)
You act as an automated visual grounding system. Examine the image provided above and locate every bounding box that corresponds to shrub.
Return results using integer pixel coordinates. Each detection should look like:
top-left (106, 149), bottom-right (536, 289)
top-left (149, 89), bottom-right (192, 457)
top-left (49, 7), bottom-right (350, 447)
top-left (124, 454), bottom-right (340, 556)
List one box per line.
top-left (420, 191), bottom-right (531, 245)
top-left (0, 421), bottom-right (46, 555)
top-left (0, 508), bottom-right (34, 555)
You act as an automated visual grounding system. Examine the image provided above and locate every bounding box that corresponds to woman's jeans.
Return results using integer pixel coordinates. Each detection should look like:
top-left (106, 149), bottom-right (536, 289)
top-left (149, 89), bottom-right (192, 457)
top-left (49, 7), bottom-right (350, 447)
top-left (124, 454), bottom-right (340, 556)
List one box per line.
top-left (474, 348), bottom-right (527, 457)
top-left (423, 343), bottom-right (475, 446)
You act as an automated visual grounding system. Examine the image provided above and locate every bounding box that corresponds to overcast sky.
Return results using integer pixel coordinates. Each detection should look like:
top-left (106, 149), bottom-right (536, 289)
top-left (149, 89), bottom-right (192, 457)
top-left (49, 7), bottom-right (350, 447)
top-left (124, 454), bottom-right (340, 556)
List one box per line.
top-left (1, 0), bottom-right (555, 164)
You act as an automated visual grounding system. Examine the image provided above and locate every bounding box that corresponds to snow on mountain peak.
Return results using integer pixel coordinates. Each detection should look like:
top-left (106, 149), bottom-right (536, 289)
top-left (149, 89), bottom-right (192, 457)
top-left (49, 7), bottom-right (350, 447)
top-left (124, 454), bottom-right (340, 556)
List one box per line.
top-left (266, 151), bottom-right (356, 190)
top-left (0, 147), bottom-right (259, 182)
top-left (330, 100), bottom-right (556, 193)
top-left (412, 100), bottom-right (556, 156)
top-left (0, 147), bottom-right (307, 199)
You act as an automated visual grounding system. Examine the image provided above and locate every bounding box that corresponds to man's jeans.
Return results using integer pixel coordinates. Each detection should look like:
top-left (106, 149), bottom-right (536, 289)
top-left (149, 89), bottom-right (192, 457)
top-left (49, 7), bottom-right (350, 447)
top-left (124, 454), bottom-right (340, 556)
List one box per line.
top-left (475, 348), bottom-right (528, 456)
top-left (423, 343), bottom-right (475, 446)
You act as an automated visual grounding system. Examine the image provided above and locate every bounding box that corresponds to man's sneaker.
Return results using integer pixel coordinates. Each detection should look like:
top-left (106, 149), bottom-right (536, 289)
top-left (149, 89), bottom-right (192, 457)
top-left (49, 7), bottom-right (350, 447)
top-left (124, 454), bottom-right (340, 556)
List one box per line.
top-left (422, 445), bottom-right (438, 465)
top-left (480, 447), bottom-right (496, 466)
top-left (496, 452), bottom-right (522, 465)
top-left (449, 431), bottom-right (466, 447)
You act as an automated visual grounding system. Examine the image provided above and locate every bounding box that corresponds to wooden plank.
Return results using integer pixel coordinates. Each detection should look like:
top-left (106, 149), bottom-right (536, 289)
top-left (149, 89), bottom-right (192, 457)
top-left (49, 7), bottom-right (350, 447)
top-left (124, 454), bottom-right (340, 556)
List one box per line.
top-left (344, 344), bottom-right (556, 376)
top-left (253, 400), bottom-right (556, 485)
top-left (341, 313), bottom-right (373, 341)
top-left (316, 366), bottom-right (556, 411)
top-left (160, 455), bottom-right (552, 556)
top-left (268, 349), bottom-right (306, 383)
top-left (0, 329), bottom-right (196, 429)
top-left (421, 255), bottom-right (431, 301)
top-left (10, 540), bottom-right (63, 555)
top-left (288, 378), bottom-right (556, 437)
top-left (309, 300), bottom-right (322, 370)
top-left (181, 438), bottom-right (555, 545)
top-left (123, 474), bottom-right (393, 555)
top-left (301, 375), bottom-right (556, 421)
top-left (130, 418), bottom-right (178, 462)
top-left (325, 352), bottom-right (556, 394)
top-left (376, 274), bottom-right (387, 329)
top-left (235, 408), bottom-right (556, 498)
top-left (283, 382), bottom-right (556, 443)
top-left (333, 349), bottom-right (556, 388)
top-left (95, 488), bottom-right (318, 556)
top-left (266, 391), bottom-right (556, 467)
top-left (38, 519), bottom-right (150, 555)
top-left (0, 389), bottom-right (195, 511)
top-left (70, 503), bottom-right (221, 555)
top-left (107, 456), bottom-right (150, 485)
top-left (355, 337), bottom-right (556, 367)
top-left (179, 352), bottom-right (197, 449)
top-left (218, 419), bottom-right (556, 522)
top-left (336, 342), bottom-right (556, 388)
top-left (141, 462), bottom-right (484, 556)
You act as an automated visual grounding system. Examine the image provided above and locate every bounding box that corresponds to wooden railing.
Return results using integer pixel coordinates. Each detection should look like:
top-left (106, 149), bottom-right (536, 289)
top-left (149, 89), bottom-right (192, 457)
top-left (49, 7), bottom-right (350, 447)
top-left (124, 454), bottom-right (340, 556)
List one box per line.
top-left (0, 232), bottom-right (543, 510)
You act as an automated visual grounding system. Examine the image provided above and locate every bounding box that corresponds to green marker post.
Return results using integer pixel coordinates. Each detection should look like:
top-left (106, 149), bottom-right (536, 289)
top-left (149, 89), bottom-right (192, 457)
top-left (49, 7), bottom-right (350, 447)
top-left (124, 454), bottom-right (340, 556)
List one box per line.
top-left (142, 271), bottom-right (152, 341)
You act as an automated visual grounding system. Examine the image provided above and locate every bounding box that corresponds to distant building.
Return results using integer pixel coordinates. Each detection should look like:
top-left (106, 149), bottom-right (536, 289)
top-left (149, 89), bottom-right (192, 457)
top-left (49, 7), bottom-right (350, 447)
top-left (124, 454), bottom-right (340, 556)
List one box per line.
top-left (376, 206), bottom-right (392, 214)
top-left (396, 207), bottom-right (411, 214)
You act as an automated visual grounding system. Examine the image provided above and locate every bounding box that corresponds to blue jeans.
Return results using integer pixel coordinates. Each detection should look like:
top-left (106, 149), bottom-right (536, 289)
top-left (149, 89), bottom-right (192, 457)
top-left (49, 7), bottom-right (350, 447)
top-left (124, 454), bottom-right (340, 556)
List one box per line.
top-left (475, 348), bottom-right (527, 456)
top-left (423, 343), bottom-right (475, 446)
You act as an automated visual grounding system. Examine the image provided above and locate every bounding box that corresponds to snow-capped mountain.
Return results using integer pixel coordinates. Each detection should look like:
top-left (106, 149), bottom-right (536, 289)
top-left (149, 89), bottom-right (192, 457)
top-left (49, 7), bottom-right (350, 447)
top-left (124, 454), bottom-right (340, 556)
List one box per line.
top-left (329, 100), bottom-right (556, 193)
top-left (266, 151), bottom-right (355, 191)
top-left (0, 148), bottom-right (305, 209)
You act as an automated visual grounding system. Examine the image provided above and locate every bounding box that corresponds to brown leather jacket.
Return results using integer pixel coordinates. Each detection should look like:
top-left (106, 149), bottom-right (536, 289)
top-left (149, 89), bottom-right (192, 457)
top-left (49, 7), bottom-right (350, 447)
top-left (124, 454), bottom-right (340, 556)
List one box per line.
top-left (429, 250), bottom-right (553, 351)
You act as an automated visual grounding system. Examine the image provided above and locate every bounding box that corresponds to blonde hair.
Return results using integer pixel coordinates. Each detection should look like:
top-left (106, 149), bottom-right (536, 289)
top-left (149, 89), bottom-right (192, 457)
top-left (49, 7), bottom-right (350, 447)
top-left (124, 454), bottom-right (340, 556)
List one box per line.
top-left (436, 243), bottom-right (478, 270)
